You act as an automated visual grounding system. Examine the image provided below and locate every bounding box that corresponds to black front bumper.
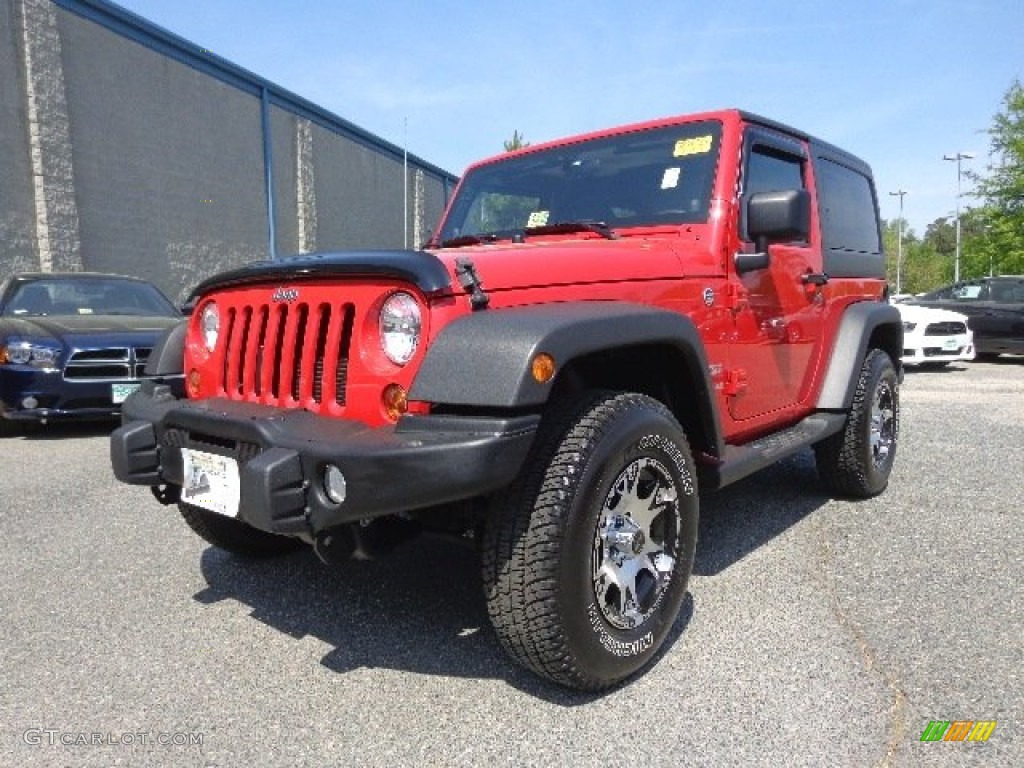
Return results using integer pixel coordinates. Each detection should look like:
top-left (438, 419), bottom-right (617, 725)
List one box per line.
top-left (110, 382), bottom-right (538, 536)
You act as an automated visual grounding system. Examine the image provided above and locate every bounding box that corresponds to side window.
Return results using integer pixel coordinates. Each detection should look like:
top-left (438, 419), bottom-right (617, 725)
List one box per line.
top-left (988, 281), bottom-right (1024, 303)
top-left (815, 155), bottom-right (885, 278)
top-left (952, 283), bottom-right (988, 300)
top-left (741, 145), bottom-right (805, 240)
top-left (816, 158), bottom-right (881, 254)
top-left (745, 147), bottom-right (804, 197)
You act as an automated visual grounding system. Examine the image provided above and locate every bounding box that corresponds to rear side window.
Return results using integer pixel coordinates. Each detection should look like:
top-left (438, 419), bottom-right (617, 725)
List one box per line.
top-left (815, 156), bottom-right (884, 277)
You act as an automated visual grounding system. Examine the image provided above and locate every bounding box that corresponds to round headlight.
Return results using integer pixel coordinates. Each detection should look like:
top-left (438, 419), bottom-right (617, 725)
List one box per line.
top-left (379, 292), bottom-right (421, 365)
top-left (201, 302), bottom-right (220, 352)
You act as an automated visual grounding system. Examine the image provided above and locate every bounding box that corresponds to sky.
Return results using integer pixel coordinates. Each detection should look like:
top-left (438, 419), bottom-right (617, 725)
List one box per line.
top-left (112, 0), bottom-right (1023, 238)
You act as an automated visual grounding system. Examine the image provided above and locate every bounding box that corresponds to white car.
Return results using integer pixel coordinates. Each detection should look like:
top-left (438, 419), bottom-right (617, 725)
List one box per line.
top-left (896, 302), bottom-right (975, 366)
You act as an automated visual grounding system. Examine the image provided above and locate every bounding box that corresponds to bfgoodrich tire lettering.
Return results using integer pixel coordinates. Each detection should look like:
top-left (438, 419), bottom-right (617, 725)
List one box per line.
top-left (815, 348), bottom-right (899, 497)
top-left (178, 502), bottom-right (303, 558)
top-left (481, 391), bottom-right (698, 691)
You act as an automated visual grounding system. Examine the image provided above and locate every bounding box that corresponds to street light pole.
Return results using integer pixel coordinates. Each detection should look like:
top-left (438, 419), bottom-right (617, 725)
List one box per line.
top-left (943, 152), bottom-right (974, 283)
top-left (889, 190), bottom-right (906, 294)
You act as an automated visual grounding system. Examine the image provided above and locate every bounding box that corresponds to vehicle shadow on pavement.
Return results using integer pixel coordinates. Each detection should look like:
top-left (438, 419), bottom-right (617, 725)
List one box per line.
top-left (902, 364), bottom-right (971, 374)
top-left (188, 450), bottom-right (831, 700)
top-left (193, 530), bottom-right (693, 704)
top-left (14, 420), bottom-right (116, 440)
top-left (695, 450), bottom-right (832, 576)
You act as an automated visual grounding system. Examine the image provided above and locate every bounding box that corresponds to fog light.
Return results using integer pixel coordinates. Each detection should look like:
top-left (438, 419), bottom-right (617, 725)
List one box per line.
top-left (21, 396), bottom-right (38, 409)
top-left (187, 369), bottom-right (201, 397)
top-left (382, 383), bottom-right (408, 421)
top-left (324, 465), bottom-right (347, 505)
top-left (531, 353), bottom-right (556, 383)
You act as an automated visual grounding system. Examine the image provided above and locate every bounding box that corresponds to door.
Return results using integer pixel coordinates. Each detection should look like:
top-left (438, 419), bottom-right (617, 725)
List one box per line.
top-left (727, 130), bottom-right (824, 421)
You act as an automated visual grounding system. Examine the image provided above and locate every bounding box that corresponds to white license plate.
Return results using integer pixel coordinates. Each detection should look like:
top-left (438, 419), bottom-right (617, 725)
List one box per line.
top-left (181, 448), bottom-right (240, 517)
top-left (112, 382), bottom-right (141, 404)
top-left (943, 339), bottom-right (960, 350)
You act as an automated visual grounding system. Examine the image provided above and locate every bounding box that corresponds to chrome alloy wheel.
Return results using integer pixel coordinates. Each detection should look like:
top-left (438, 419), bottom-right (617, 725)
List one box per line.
top-left (592, 457), bottom-right (680, 630)
top-left (870, 380), bottom-right (897, 469)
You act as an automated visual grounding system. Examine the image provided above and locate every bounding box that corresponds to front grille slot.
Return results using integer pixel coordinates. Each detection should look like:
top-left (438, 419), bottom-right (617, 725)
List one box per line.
top-left (164, 428), bottom-right (260, 462)
top-left (218, 300), bottom-right (355, 407)
top-left (925, 321), bottom-right (967, 336)
top-left (64, 346), bottom-right (151, 381)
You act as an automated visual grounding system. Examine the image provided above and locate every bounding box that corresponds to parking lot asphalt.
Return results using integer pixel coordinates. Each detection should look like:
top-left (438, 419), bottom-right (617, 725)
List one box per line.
top-left (1, 359), bottom-right (1021, 768)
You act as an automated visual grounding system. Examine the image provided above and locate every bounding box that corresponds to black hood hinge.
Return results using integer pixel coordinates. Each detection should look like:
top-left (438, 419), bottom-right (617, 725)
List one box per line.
top-left (454, 257), bottom-right (490, 310)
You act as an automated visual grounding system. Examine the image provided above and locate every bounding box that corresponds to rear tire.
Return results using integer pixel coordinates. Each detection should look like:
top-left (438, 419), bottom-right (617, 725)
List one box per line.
top-left (178, 502), bottom-right (303, 557)
top-left (815, 348), bottom-right (899, 497)
top-left (482, 391), bottom-right (698, 691)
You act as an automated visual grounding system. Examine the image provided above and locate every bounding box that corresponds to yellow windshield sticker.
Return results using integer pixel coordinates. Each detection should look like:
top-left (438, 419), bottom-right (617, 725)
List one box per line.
top-left (526, 210), bottom-right (550, 227)
top-left (673, 135), bottom-right (714, 157)
top-left (661, 167), bottom-right (681, 189)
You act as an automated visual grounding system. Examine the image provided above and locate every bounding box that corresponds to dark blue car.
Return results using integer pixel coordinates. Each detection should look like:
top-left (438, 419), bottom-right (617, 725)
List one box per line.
top-left (0, 272), bottom-right (183, 435)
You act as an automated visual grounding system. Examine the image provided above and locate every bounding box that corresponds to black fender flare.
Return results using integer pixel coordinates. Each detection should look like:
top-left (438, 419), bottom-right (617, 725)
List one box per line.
top-left (410, 301), bottom-right (723, 452)
top-left (144, 319), bottom-right (187, 376)
top-left (817, 301), bottom-right (903, 411)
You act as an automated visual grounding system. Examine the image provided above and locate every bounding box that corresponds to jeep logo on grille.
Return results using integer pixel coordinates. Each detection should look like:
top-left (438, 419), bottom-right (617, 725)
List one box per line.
top-left (272, 287), bottom-right (299, 303)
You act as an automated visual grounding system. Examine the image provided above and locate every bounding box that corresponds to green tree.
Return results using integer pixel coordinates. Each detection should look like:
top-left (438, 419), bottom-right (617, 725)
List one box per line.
top-left (882, 216), bottom-right (953, 294)
top-left (965, 79), bottom-right (1024, 276)
top-left (923, 216), bottom-right (956, 259)
top-left (504, 130), bottom-right (529, 152)
top-left (882, 217), bottom-right (917, 292)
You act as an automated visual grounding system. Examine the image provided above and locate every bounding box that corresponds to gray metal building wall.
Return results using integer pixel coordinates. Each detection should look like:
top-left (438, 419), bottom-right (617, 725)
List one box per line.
top-left (2, 0), bottom-right (457, 302)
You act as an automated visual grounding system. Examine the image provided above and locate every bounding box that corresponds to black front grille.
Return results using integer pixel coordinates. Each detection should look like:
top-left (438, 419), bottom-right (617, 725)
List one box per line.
top-left (64, 346), bottom-right (152, 380)
top-left (925, 322), bottom-right (967, 336)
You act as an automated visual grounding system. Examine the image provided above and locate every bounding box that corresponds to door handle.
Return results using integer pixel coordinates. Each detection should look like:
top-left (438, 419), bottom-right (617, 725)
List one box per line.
top-left (801, 272), bottom-right (829, 286)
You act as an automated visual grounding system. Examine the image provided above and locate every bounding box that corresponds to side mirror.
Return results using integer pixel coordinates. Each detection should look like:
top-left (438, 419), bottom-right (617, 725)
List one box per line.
top-left (747, 189), bottom-right (810, 252)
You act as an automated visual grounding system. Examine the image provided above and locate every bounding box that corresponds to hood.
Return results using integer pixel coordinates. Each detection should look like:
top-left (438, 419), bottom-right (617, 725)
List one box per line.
top-left (431, 235), bottom-right (695, 294)
top-left (895, 303), bottom-right (968, 324)
top-left (1, 314), bottom-right (181, 341)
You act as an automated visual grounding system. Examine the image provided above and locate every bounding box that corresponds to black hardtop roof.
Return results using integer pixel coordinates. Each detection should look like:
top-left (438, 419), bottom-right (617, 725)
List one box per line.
top-left (737, 110), bottom-right (874, 177)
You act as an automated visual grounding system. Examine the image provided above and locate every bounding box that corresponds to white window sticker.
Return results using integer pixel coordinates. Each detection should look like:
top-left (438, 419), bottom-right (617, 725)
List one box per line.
top-left (526, 210), bottom-right (550, 227)
top-left (661, 167), bottom-right (681, 189)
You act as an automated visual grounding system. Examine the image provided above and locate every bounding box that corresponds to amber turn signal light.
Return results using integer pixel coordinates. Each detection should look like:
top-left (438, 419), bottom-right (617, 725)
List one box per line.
top-left (187, 369), bottom-right (201, 397)
top-left (382, 383), bottom-right (409, 421)
top-left (531, 353), bottom-right (556, 383)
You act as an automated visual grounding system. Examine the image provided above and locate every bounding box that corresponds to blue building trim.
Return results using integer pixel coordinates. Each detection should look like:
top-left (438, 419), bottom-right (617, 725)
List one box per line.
top-left (260, 87), bottom-right (277, 260)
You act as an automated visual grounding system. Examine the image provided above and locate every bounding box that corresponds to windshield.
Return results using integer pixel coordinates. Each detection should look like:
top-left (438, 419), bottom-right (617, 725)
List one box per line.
top-left (2, 278), bottom-right (179, 317)
top-left (437, 121), bottom-right (722, 245)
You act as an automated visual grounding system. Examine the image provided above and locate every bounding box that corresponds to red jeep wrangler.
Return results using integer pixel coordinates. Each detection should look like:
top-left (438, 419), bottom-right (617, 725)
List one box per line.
top-left (111, 109), bottom-right (901, 690)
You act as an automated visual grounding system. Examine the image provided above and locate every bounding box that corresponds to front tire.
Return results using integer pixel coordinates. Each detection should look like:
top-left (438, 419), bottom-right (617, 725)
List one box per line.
top-left (482, 391), bottom-right (699, 691)
top-left (815, 348), bottom-right (899, 497)
top-left (178, 502), bottom-right (303, 558)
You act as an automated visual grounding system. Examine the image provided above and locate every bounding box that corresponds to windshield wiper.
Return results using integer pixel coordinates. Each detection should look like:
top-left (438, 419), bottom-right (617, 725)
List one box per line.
top-left (438, 233), bottom-right (500, 249)
top-left (523, 220), bottom-right (619, 240)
